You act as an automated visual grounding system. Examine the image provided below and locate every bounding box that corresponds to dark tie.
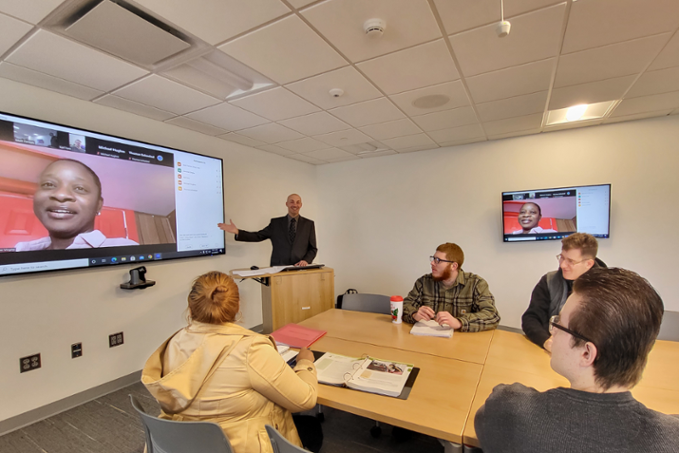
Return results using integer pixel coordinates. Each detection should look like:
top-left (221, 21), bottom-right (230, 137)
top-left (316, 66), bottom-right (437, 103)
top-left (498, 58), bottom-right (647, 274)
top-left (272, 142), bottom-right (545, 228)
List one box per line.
top-left (289, 218), bottom-right (296, 244)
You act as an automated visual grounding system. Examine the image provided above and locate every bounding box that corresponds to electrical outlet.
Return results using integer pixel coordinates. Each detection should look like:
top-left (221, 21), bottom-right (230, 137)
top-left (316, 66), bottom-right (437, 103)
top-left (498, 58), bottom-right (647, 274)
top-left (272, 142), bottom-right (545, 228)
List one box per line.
top-left (72, 343), bottom-right (83, 358)
top-left (20, 353), bottom-right (41, 373)
top-left (109, 332), bottom-right (124, 347)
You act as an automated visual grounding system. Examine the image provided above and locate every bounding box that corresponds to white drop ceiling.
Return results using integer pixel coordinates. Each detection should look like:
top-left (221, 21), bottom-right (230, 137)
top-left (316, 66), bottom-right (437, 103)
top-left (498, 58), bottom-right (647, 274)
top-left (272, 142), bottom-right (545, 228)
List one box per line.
top-left (0, 0), bottom-right (678, 165)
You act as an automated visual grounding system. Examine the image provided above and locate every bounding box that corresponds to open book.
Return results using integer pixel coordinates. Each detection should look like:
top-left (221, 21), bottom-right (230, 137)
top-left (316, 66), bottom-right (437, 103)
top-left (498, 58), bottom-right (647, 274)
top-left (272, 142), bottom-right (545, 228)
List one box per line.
top-left (314, 352), bottom-right (413, 397)
top-left (410, 319), bottom-right (454, 338)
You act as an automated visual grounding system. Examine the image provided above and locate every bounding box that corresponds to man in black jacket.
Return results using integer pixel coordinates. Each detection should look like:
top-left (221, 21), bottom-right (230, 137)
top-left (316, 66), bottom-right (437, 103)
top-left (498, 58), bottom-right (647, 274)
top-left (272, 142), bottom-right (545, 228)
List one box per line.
top-left (218, 194), bottom-right (317, 267)
top-left (522, 233), bottom-right (605, 351)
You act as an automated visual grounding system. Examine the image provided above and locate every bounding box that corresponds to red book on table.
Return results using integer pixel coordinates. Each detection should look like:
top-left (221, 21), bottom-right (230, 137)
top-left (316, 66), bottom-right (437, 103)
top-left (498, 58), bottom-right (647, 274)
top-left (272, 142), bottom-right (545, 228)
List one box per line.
top-left (270, 324), bottom-right (327, 349)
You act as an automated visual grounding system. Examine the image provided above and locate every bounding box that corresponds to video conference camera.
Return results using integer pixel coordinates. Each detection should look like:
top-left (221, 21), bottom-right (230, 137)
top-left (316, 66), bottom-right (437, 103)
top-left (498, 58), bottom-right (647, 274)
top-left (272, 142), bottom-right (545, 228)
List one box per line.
top-left (120, 266), bottom-right (156, 290)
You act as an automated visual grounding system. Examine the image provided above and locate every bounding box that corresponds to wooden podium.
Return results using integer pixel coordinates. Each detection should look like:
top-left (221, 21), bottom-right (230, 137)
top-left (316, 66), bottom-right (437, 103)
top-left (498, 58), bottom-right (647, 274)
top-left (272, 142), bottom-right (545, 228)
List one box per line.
top-left (234, 267), bottom-right (335, 333)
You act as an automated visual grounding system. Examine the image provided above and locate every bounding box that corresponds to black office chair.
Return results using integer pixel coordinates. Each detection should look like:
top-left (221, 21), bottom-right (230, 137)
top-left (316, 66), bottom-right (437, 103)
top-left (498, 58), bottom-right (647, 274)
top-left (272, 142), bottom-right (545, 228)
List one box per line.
top-left (340, 293), bottom-right (391, 314)
top-left (129, 395), bottom-right (234, 453)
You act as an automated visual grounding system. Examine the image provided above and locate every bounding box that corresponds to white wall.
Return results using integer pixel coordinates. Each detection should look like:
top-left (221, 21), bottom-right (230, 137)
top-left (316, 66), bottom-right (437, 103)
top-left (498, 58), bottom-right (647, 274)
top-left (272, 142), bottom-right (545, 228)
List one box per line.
top-left (0, 79), bottom-right (318, 422)
top-left (317, 115), bottom-right (679, 331)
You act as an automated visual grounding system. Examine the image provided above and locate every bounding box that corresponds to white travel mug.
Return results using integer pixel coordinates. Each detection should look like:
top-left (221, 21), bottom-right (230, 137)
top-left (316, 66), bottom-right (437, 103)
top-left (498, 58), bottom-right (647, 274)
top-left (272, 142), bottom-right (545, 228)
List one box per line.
top-left (390, 296), bottom-right (403, 324)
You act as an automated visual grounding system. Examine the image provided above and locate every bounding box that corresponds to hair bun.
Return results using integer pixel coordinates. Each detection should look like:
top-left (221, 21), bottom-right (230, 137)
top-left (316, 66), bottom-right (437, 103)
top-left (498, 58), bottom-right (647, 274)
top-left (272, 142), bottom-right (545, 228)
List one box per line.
top-left (211, 285), bottom-right (228, 299)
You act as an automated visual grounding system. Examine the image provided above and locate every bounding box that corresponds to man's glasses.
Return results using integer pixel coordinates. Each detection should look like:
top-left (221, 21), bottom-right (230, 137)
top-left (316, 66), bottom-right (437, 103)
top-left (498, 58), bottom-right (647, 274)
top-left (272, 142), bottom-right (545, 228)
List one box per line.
top-left (430, 256), bottom-right (455, 265)
top-left (549, 315), bottom-right (594, 344)
top-left (556, 254), bottom-right (589, 266)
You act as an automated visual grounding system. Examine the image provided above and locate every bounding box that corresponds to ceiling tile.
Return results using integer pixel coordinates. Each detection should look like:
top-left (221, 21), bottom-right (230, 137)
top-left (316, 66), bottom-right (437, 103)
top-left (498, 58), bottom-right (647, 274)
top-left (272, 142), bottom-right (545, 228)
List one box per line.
top-left (237, 122), bottom-right (303, 143)
top-left (555, 34), bottom-right (670, 88)
top-left (257, 143), bottom-right (298, 156)
top-left (324, 154), bottom-right (360, 163)
top-left (134, 0), bottom-right (290, 45)
top-left (329, 97), bottom-right (404, 127)
top-left (549, 76), bottom-right (636, 110)
top-left (649, 32), bottom-right (679, 71)
top-left (434, 0), bottom-right (562, 35)
top-left (165, 117), bottom-right (228, 136)
top-left (428, 124), bottom-right (486, 144)
top-left (411, 106), bottom-right (478, 131)
top-left (450, 3), bottom-right (566, 77)
top-left (288, 153), bottom-right (325, 164)
top-left (603, 109), bottom-right (673, 124)
top-left (276, 137), bottom-right (330, 153)
top-left (357, 39), bottom-right (459, 95)
top-left (218, 15), bottom-right (347, 84)
top-left (0, 12), bottom-right (33, 56)
top-left (562, 0), bottom-right (679, 54)
top-left (611, 90), bottom-right (679, 117)
top-left (288, 0), bottom-right (317, 8)
top-left (187, 103), bottom-right (270, 130)
top-left (314, 128), bottom-right (374, 147)
top-left (0, 0), bottom-right (64, 24)
top-left (489, 127), bottom-right (542, 140)
top-left (278, 112), bottom-right (351, 135)
top-left (359, 118), bottom-right (422, 140)
top-left (285, 66), bottom-right (381, 109)
top-left (358, 149), bottom-right (397, 159)
top-left (477, 91), bottom-right (548, 122)
top-left (437, 136), bottom-right (487, 148)
top-left (301, 0), bottom-right (441, 62)
top-left (396, 144), bottom-right (439, 153)
top-left (94, 94), bottom-right (175, 121)
top-left (466, 58), bottom-right (555, 103)
top-left (218, 133), bottom-right (267, 148)
top-left (0, 62), bottom-right (103, 101)
top-left (381, 133), bottom-right (436, 150)
top-left (626, 67), bottom-right (679, 99)
top-left (303, 147), bottom-right (355, 160)
top-left (112, 75), bottom-right (220, 115)
top-left (230, 87), bottom-right (319, 121)
top-left (390, 81), bottom-right (470, 117)
top-left (6, 30), bottom-right (148, 91)
top-left (483, 113), bottom-right (543, 136)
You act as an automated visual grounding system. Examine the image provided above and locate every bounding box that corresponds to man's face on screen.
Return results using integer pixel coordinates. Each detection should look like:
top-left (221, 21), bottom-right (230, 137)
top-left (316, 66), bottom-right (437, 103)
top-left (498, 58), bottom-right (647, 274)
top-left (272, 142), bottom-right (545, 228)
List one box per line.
top-left (33, 160), bottom-right (103, 240)
top-left (518, 202), bottom-right (541, 230)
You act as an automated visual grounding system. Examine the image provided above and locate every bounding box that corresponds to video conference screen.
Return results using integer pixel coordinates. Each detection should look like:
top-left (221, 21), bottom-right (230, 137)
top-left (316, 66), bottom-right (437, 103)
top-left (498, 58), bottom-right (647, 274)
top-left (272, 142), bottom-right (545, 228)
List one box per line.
top-left (502, 184), bottom-right (611, 242)
top-left (0, 111), bottom-right (225, 276)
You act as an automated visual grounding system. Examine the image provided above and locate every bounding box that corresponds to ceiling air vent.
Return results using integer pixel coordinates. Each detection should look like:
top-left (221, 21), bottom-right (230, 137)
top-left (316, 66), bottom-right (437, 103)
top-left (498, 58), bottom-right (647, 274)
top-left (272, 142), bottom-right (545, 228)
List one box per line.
top-left (63, 0), bottom-right (190, 66)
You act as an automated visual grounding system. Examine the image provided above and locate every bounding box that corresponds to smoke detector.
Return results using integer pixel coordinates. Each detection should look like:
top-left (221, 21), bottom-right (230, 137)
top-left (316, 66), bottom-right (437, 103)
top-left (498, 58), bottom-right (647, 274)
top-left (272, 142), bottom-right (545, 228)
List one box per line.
top-left (329, 88), bottom-right (344, 98)
top-left (364, 18), bottom-right (386, 37)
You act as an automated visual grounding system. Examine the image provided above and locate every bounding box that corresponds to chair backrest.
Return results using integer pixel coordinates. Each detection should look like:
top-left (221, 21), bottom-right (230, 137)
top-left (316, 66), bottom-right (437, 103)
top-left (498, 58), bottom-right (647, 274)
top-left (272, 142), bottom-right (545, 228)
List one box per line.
top-left (658, 310), bottom-right (679, 341)
top-left (265, 425), bottom-right (306, 453)
top-left (340, 293), bottom-right (391, 314)
top-left (129, 395), bottom-right (234, 453)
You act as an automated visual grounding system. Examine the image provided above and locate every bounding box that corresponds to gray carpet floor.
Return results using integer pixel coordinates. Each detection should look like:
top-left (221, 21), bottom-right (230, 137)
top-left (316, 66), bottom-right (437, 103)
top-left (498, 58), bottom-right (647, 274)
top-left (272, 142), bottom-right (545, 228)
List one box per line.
top-left (0, 382), bottom-right (444, 453)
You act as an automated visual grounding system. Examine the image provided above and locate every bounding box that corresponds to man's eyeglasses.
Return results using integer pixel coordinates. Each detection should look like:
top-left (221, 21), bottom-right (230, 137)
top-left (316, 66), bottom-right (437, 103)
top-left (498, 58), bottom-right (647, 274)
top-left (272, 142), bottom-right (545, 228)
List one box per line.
top-left (430, 256), bottom-right (455, 265)
top-left (556, 254), bottom-right (590, 266)
top-left (549, 315), bottom-right (594, 344)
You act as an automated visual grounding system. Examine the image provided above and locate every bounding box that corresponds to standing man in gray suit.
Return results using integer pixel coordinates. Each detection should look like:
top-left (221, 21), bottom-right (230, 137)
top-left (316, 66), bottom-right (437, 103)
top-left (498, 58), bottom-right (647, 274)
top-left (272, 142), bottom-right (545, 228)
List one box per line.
top-left (218, 194), bottom-right (317, 267)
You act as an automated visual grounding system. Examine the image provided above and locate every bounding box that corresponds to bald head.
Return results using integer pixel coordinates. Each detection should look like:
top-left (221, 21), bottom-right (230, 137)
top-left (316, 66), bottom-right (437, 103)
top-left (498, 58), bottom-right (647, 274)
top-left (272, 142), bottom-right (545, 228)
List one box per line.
top-left (286, 194), bottom-right (302, 217)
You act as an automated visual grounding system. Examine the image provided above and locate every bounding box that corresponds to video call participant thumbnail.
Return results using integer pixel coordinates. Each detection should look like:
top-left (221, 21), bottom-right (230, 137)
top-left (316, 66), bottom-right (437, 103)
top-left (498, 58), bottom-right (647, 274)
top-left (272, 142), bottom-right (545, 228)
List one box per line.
top-left (15, 159), bottom-right (138, 251)
top-left (402, 242), bottom-right (500, 332)
top-left (476, 268), bottom-right (679, 452)
top-left (512, 201), bottom-right (557, 234)
top-left (522, 233), bottom-right (606, 351)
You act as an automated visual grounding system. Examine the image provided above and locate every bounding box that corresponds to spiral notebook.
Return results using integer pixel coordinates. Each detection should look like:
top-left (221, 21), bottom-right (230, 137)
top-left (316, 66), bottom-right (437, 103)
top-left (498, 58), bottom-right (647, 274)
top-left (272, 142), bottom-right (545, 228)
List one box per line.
top-left (314, 352), bottom-right (418, 398)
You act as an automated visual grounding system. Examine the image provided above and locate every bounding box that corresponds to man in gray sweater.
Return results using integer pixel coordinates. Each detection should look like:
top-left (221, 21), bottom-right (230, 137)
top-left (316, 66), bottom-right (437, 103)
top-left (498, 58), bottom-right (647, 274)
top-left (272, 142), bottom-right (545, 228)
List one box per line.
top-left (475, 267), bottom-right (679, 452)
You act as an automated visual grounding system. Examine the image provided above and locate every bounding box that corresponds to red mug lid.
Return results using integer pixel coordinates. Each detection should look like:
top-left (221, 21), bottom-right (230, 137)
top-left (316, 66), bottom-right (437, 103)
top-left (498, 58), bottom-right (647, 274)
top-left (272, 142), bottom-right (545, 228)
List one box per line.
top-left (390, 296), bottom-right (403, 301)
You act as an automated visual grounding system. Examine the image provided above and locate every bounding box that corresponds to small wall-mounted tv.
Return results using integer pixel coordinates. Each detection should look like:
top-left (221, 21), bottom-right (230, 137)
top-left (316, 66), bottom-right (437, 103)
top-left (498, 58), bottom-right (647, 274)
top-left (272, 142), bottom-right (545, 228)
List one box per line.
top-left (502, 184), bottom-right (610, 242)
top-left (0, 111), bottom-right (225, 276)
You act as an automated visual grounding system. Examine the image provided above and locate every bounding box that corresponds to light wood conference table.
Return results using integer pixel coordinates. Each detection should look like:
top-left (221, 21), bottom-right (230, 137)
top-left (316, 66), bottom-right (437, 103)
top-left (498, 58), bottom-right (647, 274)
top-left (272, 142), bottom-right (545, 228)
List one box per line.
top-left (310, 336), bottom-right (483, 446)
top-left (298, 309), bottom-right (494, 365)
top-left (462, 330), bottom-right (679, 448)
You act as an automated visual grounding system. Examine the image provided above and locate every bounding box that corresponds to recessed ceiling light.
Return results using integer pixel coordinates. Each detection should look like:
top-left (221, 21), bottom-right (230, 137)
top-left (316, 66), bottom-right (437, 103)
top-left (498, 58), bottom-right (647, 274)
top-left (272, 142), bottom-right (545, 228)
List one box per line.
top-left (546, 101), bottom-right (619, 126)
top-left (412, 95), bottom-right (450, 109)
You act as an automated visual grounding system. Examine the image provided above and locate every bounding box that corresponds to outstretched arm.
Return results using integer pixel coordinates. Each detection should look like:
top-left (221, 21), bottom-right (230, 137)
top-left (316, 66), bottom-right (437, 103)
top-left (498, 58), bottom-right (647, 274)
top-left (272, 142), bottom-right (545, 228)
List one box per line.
top-left (217, 219), bottom-right (239, 235)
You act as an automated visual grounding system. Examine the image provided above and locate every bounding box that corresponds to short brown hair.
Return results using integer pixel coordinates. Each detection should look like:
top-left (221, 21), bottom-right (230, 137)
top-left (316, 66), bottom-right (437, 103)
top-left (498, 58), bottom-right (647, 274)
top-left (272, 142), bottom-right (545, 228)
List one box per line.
top-left (436, 243), bottom-right (464, 268)
top-left (187, 271), bottom-right (239, 324)
top-left (561, 233), bottom-right (598, 259)
top-left (570, 267), bottom-right (664, 390)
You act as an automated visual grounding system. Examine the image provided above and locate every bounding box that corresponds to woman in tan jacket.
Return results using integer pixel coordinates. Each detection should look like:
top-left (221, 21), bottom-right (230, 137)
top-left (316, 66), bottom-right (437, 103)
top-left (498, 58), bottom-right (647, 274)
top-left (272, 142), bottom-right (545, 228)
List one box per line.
top-left (141, 271), bottom-right (321, 453)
